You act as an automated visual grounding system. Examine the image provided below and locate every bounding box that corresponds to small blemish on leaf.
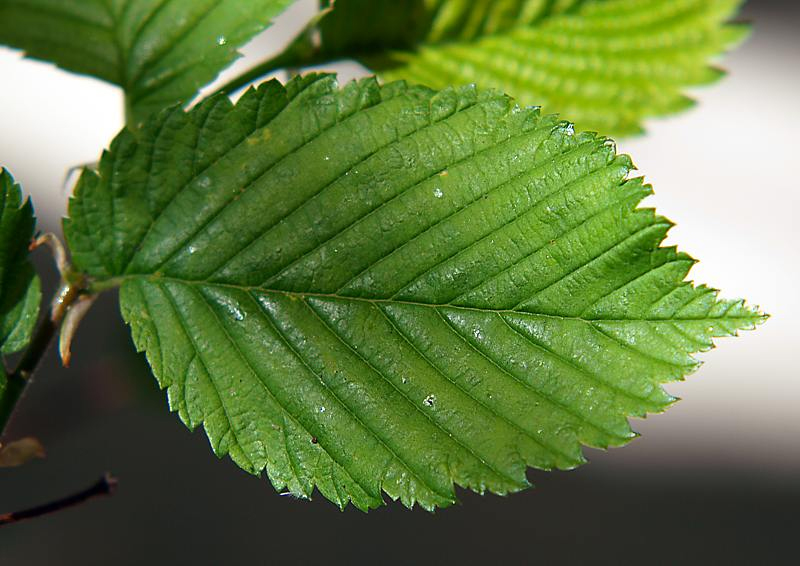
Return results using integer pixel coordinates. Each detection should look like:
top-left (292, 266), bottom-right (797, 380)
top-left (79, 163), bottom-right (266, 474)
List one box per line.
top-left (249, 128), bottom-right (272, 146)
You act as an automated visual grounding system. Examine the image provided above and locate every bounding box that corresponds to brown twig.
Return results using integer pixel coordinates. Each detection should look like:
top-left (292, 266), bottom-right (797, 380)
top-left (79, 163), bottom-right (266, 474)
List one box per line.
top-left (0, 473), bottom-right (117, 527)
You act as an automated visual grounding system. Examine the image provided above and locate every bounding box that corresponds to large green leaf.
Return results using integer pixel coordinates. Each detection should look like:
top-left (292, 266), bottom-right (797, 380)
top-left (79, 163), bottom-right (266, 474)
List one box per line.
top-left (0, 169), bottom-right (41, 400)
top-left (0, 0), bottom-right (293, 124)
top-left (267, 0), bottom-right (746, 136)
top-left (65, 75), bottom-right (764, 510)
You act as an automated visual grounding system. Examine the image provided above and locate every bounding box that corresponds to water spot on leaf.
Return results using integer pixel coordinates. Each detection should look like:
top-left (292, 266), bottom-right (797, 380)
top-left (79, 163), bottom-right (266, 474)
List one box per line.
top-left (217, 295), bottom-right (245, 321)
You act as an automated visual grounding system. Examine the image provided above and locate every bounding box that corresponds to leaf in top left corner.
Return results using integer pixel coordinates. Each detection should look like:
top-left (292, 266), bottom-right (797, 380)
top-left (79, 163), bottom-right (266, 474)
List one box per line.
top-left (0, 0), bottom-right (295, 124)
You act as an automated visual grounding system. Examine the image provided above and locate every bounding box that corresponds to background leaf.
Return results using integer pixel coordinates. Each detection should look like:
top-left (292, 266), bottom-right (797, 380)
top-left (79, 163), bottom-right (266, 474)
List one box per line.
top-left (313, 0), bottom-right (584, 53)
top-left (65, 75), bottom-right (764, 510)
top-left (0, 0), bottom-right (293, 124)
top-left (275, 0), bottom-right (747, 136)
top-left (0, 169), bottom-right (41, 403)
top-left (422, 0), bottom-right (584, 42)
top-left (0, 436), bottom-right (45, 467)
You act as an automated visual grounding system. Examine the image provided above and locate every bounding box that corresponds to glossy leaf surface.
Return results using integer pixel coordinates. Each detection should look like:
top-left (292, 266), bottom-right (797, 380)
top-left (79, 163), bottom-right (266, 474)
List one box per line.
top-left (65, 75), bottom-right (764, 510)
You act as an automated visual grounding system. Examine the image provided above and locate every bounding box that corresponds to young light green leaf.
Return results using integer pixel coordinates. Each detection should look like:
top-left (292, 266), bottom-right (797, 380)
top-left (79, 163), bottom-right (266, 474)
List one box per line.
top-left (386, 0), bottom-right (748, 135)
top-left (0, 169), bottom-right (41, 399)
top-left (0, 0), bottom-right (293, 124)
top-left (267, 0), bottom-right (747, 136)
top-left (422, 0), bottom-right (584, 42)
top-left (65, 75), bottom-right (764, 511)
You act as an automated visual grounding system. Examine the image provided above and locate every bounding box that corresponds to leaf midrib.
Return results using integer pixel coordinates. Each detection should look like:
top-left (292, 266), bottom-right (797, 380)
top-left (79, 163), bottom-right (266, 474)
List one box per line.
top-left (108, 275), bottom-right (763, 325)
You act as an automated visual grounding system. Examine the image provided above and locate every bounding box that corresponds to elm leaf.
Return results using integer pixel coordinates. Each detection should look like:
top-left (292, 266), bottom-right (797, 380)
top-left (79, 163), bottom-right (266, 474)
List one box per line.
top-left (65, 75), bottom-right (765, 510)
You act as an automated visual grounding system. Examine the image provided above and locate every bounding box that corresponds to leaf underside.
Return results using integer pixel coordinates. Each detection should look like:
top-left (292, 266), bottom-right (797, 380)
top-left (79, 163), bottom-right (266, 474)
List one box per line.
top-left (65, 74), bottom-right (764, 511)
top-left (313, 0), bottom-right (747, 136)
top-left (0, 169), bottom-right (41, 396)
top-left (0, 0), bottom-right (292, 123)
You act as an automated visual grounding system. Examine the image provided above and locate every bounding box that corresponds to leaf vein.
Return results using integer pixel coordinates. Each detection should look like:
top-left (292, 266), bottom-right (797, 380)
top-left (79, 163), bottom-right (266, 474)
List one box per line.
top-left (379, 304), bottom-right (575, 467)
top-left (305, 298), bottom-right (519, 491)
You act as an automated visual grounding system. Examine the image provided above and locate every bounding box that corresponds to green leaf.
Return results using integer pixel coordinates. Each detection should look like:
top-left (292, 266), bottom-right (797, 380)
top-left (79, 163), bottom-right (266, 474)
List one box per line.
top-left (313, 0), bottom-right (583, 52)
top-left (421, 0), bottom-right (584, 42)
top-left (0, 0), bottom-right (293, 124)
top-left (0, 169), bottom-right (41, 398)
top-left (285, 0), bottom-right (747, 136)
top-left (247, 1), bottom-right (587, 87)
top-left (65, 75), bottom-right (764, 511)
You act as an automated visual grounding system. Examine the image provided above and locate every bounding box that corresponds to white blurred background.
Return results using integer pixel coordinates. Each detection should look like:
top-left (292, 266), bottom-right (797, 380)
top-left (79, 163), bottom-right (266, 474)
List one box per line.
top-left (0, 2), bottom-right (797, 564)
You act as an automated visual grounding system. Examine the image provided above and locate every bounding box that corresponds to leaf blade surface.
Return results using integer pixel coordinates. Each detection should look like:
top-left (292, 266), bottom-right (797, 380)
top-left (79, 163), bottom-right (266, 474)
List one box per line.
top-left (65, 75), bottom-right (764, 510)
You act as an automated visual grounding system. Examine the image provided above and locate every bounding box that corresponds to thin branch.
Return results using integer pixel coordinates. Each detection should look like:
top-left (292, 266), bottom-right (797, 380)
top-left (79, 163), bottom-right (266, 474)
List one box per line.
top-left (0, 313), bottom-right (58, 439)
top-left (0, 235), bottom-right (86, 441)
top-left (0, 473), bottom-right (117, 527)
